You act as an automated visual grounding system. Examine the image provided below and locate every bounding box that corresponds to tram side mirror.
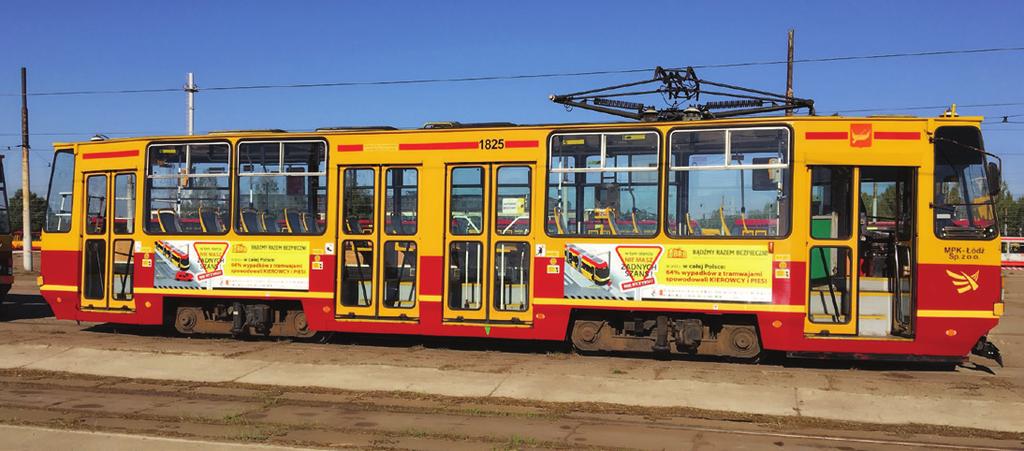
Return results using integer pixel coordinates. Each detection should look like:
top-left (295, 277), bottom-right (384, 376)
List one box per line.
top-left (987, 162), bottom-right (1001, 197)
top-left (751, 157), bottom-right (781, 191)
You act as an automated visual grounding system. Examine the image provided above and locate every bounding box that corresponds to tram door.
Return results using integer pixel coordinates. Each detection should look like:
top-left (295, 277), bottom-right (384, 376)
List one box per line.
top-left (443, 164), bottom-right (534, 324)
top-left (805, 166), bottom-right (916, 337)
top-left (336, 165), bottom-right (421, 320)
top-left (80, 172), bottom-right (137, 311)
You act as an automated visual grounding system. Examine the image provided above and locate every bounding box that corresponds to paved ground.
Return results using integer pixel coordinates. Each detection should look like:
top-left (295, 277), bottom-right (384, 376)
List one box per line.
top-left (0, 267), bottom-right (1021, 449)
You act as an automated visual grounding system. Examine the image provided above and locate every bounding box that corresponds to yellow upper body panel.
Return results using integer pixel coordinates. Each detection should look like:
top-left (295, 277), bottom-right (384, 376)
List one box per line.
top-left (43, 114), bottom-right (996, 268)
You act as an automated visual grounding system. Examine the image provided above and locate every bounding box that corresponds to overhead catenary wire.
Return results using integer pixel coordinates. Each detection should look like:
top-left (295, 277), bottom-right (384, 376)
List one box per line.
top-left (835, 101), bottom-right (1024, 114)
top-left (0, 131), bottom-right (166, 137)
top-left (4, 105), bottom-right (1024, 138)
top-left (2, 46), bottom-right (1023, 98)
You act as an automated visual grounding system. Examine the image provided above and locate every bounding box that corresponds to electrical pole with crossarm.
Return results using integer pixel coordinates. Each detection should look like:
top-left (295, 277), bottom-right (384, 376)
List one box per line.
top-left (20, 67), bottom-right (32, 271)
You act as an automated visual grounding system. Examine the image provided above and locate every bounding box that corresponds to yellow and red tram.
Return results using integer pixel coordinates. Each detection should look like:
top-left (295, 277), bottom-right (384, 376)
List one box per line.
top-left (0, 155), bottom-right (13, 302)
top-left (37, 71), bottom-right (1006, 363)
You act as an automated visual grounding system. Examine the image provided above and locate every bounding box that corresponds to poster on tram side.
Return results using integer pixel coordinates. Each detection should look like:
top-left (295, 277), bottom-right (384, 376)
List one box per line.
top-left (151, 240), bottom-right (310, 290)
top-left (562, 243), bottom-right (773, 302)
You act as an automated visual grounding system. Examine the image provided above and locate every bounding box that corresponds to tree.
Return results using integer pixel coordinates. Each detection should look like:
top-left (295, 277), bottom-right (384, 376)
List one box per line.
top-left (8, 189), bottom-right (47, 233)
top-left (994, 183), bottom-right (1023, 236)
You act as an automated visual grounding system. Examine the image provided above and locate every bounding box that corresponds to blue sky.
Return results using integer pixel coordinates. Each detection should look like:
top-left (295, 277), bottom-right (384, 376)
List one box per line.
top-left (2, 1), bottom-right (1023, 196)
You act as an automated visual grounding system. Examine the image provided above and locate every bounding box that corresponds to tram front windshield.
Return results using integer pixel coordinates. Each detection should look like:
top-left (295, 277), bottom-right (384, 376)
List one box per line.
top-left (933, 126), bottom-right (997, 239)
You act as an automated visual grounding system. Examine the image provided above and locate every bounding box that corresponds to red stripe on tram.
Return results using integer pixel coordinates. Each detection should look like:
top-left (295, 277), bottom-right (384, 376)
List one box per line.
top-left (399, 141), bottom-right (479, 150)
top-left (874, 131), bottom-right (921, 140)
top-left (336, 144), bottom-right (364, 152)
top-left (804, 132), bottom-right (848, 140)
top-left (82, 149), bottom-right (139, 159)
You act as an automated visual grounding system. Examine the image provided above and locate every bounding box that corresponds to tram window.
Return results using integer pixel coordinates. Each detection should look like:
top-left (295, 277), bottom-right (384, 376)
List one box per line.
top-left (113, 174), bottom-right (136, 234)
top-left (343, 168), bottom-right (375, 235)
top-left (111, 238), bottom-right (134, 301)
top-left (45, 150), bottom-right (76, 233)
top-left (83, 239), bottom-right (106, 300)
top-left (448, 241), bottom-right (483, 310)
top-left (933, 126), bottom-right (996, 240)
top-left (146, 143), bottom-right (231, 234)
top-left (494, 242), bottom-right (529, 312)
top-left (450, 167), bottom-right (485, 236)
top-left (809, 167), bottom-right (852, 240)
top-left (667, 127), bottom-right (790, 238)
top-left (496, 166), bottom-right (531, 235)
top-left (341, 240), bottom-right (374, 307)
top-left (384, 168), bottom-right (418, 235)
top-left (808, 246), bottom-right (853, 324)
top-left (85, 175), bottom-right (107, 235)
top-left (383, 241), bottom-right (417, 309)
top-left (237, 141), bottom-right (326, 235)
top-left (546, 132), bottom-right (659, 237)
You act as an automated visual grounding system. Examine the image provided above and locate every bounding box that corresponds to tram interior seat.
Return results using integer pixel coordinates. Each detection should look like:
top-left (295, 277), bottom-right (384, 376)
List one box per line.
top-left (346, 216), bottom-right (364, 234)
top-left (301, 212), bottom-right (316, 234)
top-left (241, 209), bottom-right (263, 233)
top-left (199, 207), bottom-right (225, 233)
top-left (157, 209), bottom-right (182, 233)
top-left (261, 211), bottom-right (279, 233)
top-left (285, 208), bottom-right (305, 233)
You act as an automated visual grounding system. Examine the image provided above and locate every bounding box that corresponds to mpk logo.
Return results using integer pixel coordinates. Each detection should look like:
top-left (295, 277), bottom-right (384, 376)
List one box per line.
top-left (946, 269), bottom-right (980, 294)
top-left (850, 123), bottom-right (872, 147)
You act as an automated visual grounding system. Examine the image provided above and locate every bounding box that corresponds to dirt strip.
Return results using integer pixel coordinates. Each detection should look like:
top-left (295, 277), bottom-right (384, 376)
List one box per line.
top-left (0, 368), bottom-right (1021, 450)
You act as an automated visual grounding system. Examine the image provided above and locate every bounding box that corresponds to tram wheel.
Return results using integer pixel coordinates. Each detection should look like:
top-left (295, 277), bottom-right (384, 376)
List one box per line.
top-left (175, 307), bottom-right (200, 334)
top-left (291, 311), bottom-right (315, 338)
top-left (725, 326), bottom-right (761, 359)
top-left (571, 320), bottom-right (604, 352)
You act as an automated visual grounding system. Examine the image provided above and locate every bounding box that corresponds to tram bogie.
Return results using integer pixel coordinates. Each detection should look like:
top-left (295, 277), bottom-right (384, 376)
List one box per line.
top-left (171, 299), bottom-right (313, 338)
top-left (570, 312), bottom-right (761, 359)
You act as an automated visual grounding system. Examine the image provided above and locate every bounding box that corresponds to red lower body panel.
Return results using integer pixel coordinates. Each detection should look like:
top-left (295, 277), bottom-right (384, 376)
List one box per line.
top-left (38, 248), bottom-right (998, 359)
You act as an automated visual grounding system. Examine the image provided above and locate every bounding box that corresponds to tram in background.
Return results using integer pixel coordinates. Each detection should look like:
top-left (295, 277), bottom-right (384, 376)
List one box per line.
top-left (1003, 237), bottom-right (1024, 268)
top-left (37, 68), bottom-right (1005, 364)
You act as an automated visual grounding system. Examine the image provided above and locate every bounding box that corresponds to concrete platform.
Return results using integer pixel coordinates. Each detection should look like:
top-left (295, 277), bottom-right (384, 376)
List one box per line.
top-left (0, 424), bottom-right (313, 451)
top-left (0, 343), bottom-right (1021, 433)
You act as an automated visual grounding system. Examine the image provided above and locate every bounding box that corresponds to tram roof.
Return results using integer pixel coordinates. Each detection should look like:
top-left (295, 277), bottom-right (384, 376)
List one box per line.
top-left (51, 113), bottom-right (984, 148)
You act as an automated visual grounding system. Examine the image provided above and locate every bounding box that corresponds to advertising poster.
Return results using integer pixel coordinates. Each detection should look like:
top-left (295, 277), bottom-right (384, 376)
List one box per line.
top-left (563, 243), bottom-right (772, 302)
top-left (153, 240), bottom-right (310, 290)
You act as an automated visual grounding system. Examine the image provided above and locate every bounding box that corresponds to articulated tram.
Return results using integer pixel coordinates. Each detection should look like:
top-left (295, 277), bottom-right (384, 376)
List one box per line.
top-left (38, 69), bottom-right (1006, 364)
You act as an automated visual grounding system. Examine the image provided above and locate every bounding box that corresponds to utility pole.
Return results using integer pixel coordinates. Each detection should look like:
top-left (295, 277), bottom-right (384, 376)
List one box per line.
top-left (785, 29), bottom-right (794, 116)
top-left (185, 72), bottom-right (197, 135)
top-left (1005, 206), bottom-right (1009, 236)
top-left (20, 67), bottom-right (32, 271)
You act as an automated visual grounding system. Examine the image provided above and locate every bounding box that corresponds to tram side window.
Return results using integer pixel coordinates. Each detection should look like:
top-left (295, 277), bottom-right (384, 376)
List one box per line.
top-left (546, 132), bottom-right (659, 237)
top-left (667, 128), bottom-right (790, 238)
top-left (496, 166), bottom-right (531, 235)
top-left (45, 150), bottom-right (76, 233)
top-left (237, 141), bottom-right (326, 235)
top-left (384, 168), bottom-right (417, 235)
top-left (146, 143), bottom-right (231, 234)
top-left (343, 168), bottom-right (375, 235)
top-left (809, 167), bottom-right (853, 240)
top-left (450, 167), bottom-right (484, 235)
